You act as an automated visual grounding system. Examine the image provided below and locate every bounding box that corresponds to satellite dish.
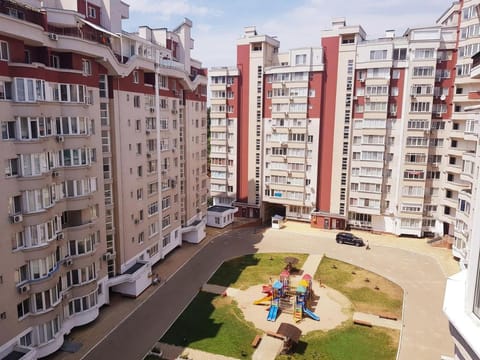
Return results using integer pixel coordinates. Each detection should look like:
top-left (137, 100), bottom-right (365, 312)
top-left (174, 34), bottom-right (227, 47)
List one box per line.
top-left (440, 95), bottom-right (446, 101)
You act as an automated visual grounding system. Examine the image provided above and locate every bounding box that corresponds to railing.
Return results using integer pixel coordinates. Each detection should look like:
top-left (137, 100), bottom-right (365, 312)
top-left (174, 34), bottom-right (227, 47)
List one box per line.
top-left (0, 0), bottom-right (44, 28)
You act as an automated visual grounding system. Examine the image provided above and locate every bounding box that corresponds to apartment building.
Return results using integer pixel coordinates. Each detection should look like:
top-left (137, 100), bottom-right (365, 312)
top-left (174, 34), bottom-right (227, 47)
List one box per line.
top-left (210, 26), bottom-right (348, 226)
top-left (0, 0), bottom-right (207, 358)
top-left (443, 100), bottom-right (480, 360)
top-left (209, 1), bottom-right (480, 241)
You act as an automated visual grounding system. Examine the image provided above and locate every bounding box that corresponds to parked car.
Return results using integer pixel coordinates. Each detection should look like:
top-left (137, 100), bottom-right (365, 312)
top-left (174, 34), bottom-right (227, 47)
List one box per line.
top-left (336, 232), bottom-right (365, 247)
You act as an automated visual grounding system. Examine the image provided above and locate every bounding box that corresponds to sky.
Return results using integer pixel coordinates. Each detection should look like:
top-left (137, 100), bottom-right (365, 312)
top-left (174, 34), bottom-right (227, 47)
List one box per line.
top-left (123, 0), bottom-right (452, 69)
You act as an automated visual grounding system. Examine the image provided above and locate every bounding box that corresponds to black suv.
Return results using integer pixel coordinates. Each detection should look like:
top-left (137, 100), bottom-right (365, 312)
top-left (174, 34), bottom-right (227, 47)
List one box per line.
top-left (336, 232), bottom-right (365, 247)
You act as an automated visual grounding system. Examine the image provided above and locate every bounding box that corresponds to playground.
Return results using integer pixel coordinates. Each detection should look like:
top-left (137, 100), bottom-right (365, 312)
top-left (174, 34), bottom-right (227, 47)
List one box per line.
top-left (156, 253), bottom-right (400, 359)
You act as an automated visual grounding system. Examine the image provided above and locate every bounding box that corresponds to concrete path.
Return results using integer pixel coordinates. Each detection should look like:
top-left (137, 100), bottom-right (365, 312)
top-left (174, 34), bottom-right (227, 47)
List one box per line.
top-left (252, 335), bottom-right (283, 360)
top-left (201, 283), bottom-right (241, 298)
top-left (296, 254), bottom-right (323, 278)
top-left (155, 342), bottom-right (238, 360)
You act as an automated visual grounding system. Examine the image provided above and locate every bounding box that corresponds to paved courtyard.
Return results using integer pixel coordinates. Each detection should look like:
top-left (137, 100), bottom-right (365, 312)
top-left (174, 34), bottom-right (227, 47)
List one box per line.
top-left (47, 220), bottom-right (456, 360)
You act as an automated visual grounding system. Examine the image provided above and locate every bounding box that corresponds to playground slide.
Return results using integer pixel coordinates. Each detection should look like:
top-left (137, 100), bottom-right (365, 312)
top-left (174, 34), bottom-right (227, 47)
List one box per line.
top-left (267, 305), bottom-right (279, 321)
top-left (253, 295), bottom-right (272, 305)
top-left (303, 306), bottom-right (320, 321)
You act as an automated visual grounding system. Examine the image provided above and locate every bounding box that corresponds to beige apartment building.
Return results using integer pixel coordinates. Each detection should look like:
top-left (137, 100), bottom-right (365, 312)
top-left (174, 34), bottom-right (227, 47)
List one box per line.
top-left (0, 0), bottom-right (208, 358)
top-left (209, 1), bottom-right (480, 261)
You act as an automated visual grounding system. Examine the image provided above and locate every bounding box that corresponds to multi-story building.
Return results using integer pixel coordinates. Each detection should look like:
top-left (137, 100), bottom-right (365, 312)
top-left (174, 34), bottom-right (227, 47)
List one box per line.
top-left (442, 33), bottom-right (480, 360)
top-left (208, 1), bottom-right (479, 256)
top-left (443, 100), bottom-right (480, 360)
top-left (0, 0), bottom-right (207, 358)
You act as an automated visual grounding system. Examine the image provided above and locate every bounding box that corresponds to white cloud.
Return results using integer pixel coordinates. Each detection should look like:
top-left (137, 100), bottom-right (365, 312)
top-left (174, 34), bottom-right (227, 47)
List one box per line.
top-left (258, 0), bottom-right (446, 54)
top-left (130, 0), bottom-right (222, 19)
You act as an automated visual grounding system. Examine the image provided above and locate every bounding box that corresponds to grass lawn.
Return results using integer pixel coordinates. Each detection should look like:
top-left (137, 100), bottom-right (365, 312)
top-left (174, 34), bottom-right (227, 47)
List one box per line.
top-left (208, 253), bottom-right (309, 290)
top-left (277, 321), bottom-right (399, 360)
top-left (315, 257), bottom-right (403, 318)
top-left (161, 291), bottom-right (259, 359)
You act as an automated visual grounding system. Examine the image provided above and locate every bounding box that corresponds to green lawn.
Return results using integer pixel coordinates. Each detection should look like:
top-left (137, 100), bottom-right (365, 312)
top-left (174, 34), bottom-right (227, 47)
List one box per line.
top-left (161, 291), bottom-right (259, 359)
top-left (277, 322), bottom-right (398, 360)
top-left (208, 253), bottom-right (308, 290)
top-left (160, 254), bottom-right (401, 360)
top-left (315, 257), bottom-right (403, 318)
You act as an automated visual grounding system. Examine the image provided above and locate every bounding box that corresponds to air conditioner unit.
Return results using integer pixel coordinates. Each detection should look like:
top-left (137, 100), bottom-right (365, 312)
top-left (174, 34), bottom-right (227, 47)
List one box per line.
top-left (359, 78), bottom-right (365, 83)
top-left (146, 153), bottom-right (152, 158)
top-left (64, 259), bottom-right (73, 266)
top-left (145, 129), bottom-right (151, 135)
top-left (56, 232), bottom-right (64, 240)
top-left (52, 170), bottom-right (60, 177)
top-left (56, 135), bottom-right (65, 143)
top-left (18, 284), bottom-right (30, 294)
top-left (390, 111), bottom-right (397, 116)
top-left (134, 219), bottom-right (139, 224)
top-left (435, 112), bottom-right (442, 117)
top-left (48, 33), bottom-right (58, 41)
top-left (11, 214), bottom-right (23, 224)
top-left (102, 253), bottom-right (114, 261)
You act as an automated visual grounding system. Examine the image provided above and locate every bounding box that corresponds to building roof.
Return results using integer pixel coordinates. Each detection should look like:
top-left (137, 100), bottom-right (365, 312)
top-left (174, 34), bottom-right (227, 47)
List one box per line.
top-left (277, 323), bottom-right (302, 344)
top-left (208, 205), bottom-right (235, 213)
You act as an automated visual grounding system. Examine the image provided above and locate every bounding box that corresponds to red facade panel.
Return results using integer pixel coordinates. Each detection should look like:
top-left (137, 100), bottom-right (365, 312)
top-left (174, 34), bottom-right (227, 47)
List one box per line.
top-left (236, 44), bottom-right (250, 203)
top-left (317, 36), bottom-right (339, 212)
top-left (307, 72), bottom-right (323, 118)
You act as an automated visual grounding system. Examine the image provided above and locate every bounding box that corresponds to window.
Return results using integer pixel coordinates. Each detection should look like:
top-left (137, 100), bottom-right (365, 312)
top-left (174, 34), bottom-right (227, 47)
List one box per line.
top-left (0, 40), bottom-right (9, 61)
top-left (88, 6), bottom-right (96, 18)
top-left (133, 71), bottom-right (139, 84)
top-left (414, 48), bottom-right (435, 59)
top-left (162, 196), bottom-right (171, 210)
top-left (2, 120), bottom-right (16, 139)
top-left (52, 84), bottom-right (85, 103)
top-left (133, 95), bottom-right (140, 108)
top-left (159, 75), bottom-right (168, 89)
top-left (393, 48), bottom-right (407, 60)
top-left (413, 67), bottom-right (434, 77)
top-left (82, 59), bottom-right (92, 76)
top-left (37, 316), bottom-right (61, 345)
top-left (295, 54), bottom-right (307, 65)
top-left (17, 298), bottom-right (30, 319)
top-left (49, 55), bottom-right (60, 68)
top-left (410, 102), bottom-right (430, 113)
top-left (369, 50), bottom-right (387, 60)
top-left (148, 201), bottom-right (158, 216)
top-left (162, 215), bottom-right (170, 229)
top-left (0, 80), bottom-right (12, 100)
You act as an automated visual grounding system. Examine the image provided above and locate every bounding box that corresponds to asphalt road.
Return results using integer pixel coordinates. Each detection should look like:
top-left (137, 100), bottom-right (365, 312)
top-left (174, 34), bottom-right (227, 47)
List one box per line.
top-left (83, 226), bottom-right (453, 360)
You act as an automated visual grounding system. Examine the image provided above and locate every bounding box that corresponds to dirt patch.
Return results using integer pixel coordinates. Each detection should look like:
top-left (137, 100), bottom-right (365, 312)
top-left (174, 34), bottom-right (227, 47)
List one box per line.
top-left (213, 296), bottom-right (233, 308)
